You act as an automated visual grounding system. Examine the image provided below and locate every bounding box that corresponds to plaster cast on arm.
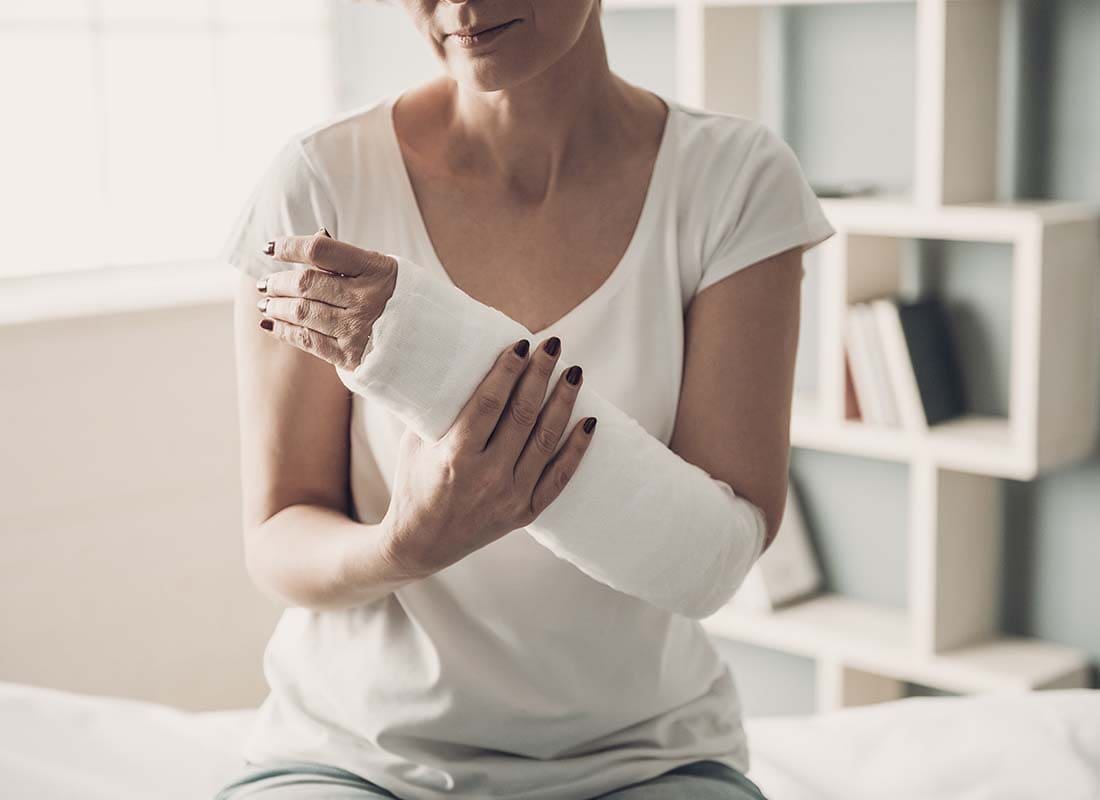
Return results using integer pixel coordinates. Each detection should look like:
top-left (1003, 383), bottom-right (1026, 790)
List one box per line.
top-left (335, 255), bottom-right (767, 619)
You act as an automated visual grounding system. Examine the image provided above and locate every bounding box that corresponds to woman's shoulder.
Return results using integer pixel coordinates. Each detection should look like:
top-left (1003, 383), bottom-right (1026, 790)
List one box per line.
top-left (257, 95), bottom-right (399, 215)
top-left (667, 97), bottom-right (766, 138)
top-left (660, 96), bottom-right (817, 224)
top-left (664, 97), bottom-right (793, 185)
top-left (292, 95), bottom-right (395, 155)
top-left (661, 98), bottom-right (832, 297)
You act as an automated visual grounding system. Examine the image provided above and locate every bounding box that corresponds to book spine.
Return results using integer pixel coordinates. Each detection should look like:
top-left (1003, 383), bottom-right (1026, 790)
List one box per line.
top-left (871, 298), bottom-right (928, 432)
top-left (846, 303), bottom-right (880, 424)
top-left (858, 302), bottom-right (901, 428)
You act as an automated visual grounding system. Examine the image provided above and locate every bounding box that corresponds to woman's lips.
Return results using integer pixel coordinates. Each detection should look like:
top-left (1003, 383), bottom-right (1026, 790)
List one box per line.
top-left (448, 19), bottom-right (521, 49)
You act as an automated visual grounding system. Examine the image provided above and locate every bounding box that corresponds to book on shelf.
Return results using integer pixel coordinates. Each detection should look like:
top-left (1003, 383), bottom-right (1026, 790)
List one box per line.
top-left (894, 297), bottom-right (968, 426)
top-left (843, 349), bottom-right (862, 421)
top-left (844, 296), bottom-right (968, 430)
top-left (730, 482), bottom-right (822, 613)
top-left (844, 302), bottom-right (886, 425)
top-left (860, 302), bottom-right (901, 427)
top-left (869, 299), bottom-right (927, 431)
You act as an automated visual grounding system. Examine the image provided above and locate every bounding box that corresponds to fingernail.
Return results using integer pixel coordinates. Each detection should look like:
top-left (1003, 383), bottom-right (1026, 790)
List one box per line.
top-left (319, 226), bottom-right (332, 239)
top-left (256, 297), bottom-right (268, 313)
top-left (256, 277), bottom-right (268, 293)
top-left (566, 365), bottom-right (582, 385)
top-left (263, 240), bottom-right (275, 256)
top-left (583, 417), bottom-right (597, 434)
top-left (543, 336), bottom-right (560, 356)
top-left (513, 339), bottom-right (530, 357)
top-left (259, 318), bottom-right (274, 331)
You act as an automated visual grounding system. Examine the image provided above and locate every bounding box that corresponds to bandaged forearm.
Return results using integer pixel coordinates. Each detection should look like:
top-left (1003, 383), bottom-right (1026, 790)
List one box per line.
top-left (335, 256), bottom-right (767, 619)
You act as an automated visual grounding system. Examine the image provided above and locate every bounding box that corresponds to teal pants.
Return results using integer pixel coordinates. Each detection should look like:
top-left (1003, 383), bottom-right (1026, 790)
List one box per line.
top-left (214, 758), bottom-right (769, 799)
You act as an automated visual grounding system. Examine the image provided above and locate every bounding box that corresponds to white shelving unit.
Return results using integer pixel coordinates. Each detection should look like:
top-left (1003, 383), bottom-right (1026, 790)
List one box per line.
top-left (604, 0), bottom-right (1100, 711)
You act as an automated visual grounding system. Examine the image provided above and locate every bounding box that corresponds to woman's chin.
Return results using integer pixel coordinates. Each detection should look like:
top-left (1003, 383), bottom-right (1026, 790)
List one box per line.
top-left (443, 46), bottom-right (552, 94)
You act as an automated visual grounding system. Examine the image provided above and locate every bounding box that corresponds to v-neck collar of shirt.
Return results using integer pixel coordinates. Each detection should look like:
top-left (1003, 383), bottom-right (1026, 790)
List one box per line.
top-left (382, 90), bottom-right (678, 338)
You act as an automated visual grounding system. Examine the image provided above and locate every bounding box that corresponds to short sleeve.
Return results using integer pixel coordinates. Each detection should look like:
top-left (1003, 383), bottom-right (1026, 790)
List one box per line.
top-left (695, 125), bottom-right (836, 297)
top-left (217, 137), bottom-right (338, 280)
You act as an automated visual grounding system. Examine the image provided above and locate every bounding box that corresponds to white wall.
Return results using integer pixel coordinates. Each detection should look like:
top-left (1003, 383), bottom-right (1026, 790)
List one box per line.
top-left (0, 302), bottom-right (280, 711)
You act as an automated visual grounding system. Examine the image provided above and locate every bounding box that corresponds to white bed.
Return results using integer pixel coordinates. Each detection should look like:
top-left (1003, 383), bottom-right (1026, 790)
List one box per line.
top-left (2, 681), bottom-right (1098, 800)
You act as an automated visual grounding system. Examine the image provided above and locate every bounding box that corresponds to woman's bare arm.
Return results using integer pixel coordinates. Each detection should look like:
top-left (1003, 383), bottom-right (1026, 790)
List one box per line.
top-left (672, 246), bottom-right (804, 554)
top-left (232, 272), bottom-right (417, 612)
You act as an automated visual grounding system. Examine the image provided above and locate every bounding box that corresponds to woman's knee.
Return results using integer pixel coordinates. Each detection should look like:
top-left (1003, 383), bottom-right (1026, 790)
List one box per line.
top-left (592, 760), bottom-right (768, 800)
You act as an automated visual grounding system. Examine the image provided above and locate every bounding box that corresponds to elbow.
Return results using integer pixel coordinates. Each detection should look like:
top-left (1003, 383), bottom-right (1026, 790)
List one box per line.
top-left (245, 549), bottom-right (340, 613)
top-left (673, 499), bottom-right (770, 621)
top-left (242, 521), bottom-right (327, 612)
top-left (242, 525), bottom-right (291, 608)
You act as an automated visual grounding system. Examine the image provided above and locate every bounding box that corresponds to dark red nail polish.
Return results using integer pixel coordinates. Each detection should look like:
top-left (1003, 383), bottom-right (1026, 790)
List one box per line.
top-left (543, 336), bottom-right (560, 356)
top-left (514, 339), bottom-right (530, 357)
top-left (583, 417), bottom-right (597, 434)
top-left (566, 365), bottom-right (582, 385)
top-left (260, 318), bottom-right (274, 331)
top-left (263, 240), bottom-right (275, 256)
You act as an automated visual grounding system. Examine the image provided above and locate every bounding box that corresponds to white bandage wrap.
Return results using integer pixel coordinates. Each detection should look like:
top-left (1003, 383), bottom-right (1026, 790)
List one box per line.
top-left (335, 256), bottom-right (767, 619)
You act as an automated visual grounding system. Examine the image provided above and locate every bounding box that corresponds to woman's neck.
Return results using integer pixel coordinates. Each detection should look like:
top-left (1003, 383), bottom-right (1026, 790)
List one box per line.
top-left (421, 13), bottom-right (660, 201)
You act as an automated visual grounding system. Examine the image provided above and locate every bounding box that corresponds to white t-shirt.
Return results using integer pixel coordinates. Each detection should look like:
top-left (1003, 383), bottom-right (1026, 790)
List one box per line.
top-left (220, 90), bottom-right (835, 800)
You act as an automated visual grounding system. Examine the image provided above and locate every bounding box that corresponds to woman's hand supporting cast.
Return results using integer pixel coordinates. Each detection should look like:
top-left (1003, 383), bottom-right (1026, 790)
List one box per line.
top-left (379, 335), bottom-right (596, 579)
top-left (255, 229), bottom-right (597, 583)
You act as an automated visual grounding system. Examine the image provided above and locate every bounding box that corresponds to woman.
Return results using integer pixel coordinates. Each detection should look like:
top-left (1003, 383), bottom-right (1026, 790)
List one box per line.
top-left (216, 0), bottom-right (833, 797)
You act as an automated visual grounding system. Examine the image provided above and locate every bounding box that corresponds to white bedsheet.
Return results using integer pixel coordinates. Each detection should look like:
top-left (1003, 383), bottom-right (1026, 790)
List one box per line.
top-left (1, 681), bottom-right (1098, 799)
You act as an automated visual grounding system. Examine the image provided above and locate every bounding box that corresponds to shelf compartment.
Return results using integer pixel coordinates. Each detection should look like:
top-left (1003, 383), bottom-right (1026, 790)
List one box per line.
top-left (703, 593), bottom-right (911, 658)
top-left (791, 413), bottom-right (1030, 478)
top-left (607, 0), bottom-right (1024, 202)
top-left (792, 412), bottom-right (912, 463)
top-left (810, 199), bottom-right (1100, 480)
top-left (683, 0), bottom-right (917, 200)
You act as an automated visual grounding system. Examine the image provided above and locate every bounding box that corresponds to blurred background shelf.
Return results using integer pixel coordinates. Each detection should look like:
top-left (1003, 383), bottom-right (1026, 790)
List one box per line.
top-left (703, 593), bottom-right (911, 659)
top-left (790, 409), bottom-right (1024, 474)
top-left (702, 595), bottom-right (1089, 705)
top-left (820, 197), bottom-right (1100, 240)
top-left (634, 0), bottom-right (1100, 711)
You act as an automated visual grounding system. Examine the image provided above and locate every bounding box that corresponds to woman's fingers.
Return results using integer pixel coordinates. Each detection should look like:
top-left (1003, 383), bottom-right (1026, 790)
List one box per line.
top-left (267, 230), bottom-right (395, 280)
top-left (445, 339), bottom-right (532, 452)
top-left (258, 295), bottom-right (345, 338)
top-left (530, 415), bottom-right (597, 517)
top-left (485, 335), bottom-right (563, 460)
top-left (260, 267), bottom-right (351, 308)
top-left (258, 316), bottom-right (345, 365)
top-left (513, 358), bottom-right (583, 491)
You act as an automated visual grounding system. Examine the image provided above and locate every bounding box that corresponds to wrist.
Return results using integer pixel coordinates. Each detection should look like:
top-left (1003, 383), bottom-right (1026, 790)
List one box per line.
top-left (334, 519), bottom-right (425, 601)
top-left (360, 255), bottom-right (400, 360)
top-left (376, 511), bottom-right (433, 583)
